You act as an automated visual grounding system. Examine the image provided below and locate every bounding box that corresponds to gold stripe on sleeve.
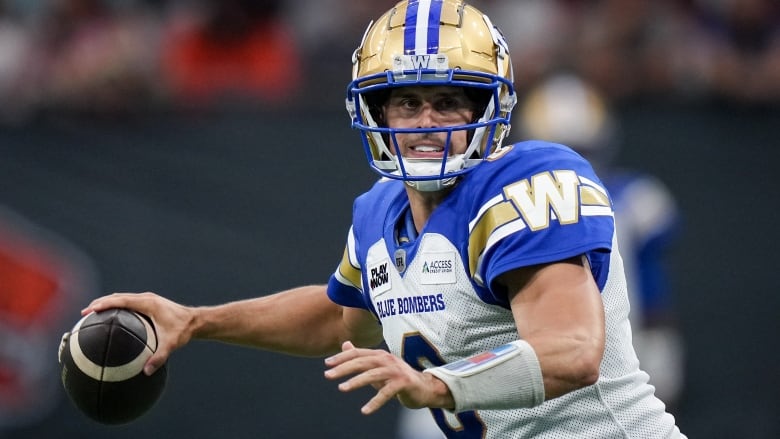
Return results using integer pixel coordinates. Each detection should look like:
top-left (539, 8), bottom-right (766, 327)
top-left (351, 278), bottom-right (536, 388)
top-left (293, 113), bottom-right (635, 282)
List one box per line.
top-left (468, 201), bottom-right (521, 277)
top-left (337, 246), bottom-right (363, 290)
top-left (580, 185), bottom-right (610, 207)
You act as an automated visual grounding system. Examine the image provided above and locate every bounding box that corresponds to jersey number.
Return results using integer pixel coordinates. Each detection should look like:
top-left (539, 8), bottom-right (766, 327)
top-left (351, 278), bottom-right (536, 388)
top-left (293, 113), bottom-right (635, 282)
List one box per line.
top-left (402, 333), bottom-right (486, 438)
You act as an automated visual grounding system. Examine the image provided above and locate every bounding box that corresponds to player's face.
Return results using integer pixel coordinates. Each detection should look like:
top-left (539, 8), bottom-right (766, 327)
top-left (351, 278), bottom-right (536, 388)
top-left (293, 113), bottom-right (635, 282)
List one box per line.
top-left (382, 86), bottom-right (475, 158)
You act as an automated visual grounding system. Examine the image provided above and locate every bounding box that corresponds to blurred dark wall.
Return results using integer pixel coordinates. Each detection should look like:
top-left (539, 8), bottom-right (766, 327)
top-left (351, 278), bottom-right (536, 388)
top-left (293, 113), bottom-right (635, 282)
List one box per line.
top-left (0, 104), bottom-right (778, 438)
top-left (618, 102), bottom-right (780, 438)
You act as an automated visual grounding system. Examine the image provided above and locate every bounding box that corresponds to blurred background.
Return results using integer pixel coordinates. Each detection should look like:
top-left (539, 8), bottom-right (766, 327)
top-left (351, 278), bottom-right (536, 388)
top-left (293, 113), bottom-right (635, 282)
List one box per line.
top-left (0, 0), bottom-right (778, 438)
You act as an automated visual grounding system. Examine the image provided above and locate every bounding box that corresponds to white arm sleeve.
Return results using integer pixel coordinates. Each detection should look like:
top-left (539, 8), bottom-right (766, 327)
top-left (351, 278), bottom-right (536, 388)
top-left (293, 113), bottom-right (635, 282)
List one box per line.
top-left (425, 340), bottom-right (545, 413)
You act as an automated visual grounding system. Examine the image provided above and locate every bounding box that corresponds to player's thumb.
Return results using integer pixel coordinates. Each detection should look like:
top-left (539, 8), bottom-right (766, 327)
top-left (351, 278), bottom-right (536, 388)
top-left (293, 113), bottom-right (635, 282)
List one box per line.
top-left (144, 351), bottom-right (168, 376)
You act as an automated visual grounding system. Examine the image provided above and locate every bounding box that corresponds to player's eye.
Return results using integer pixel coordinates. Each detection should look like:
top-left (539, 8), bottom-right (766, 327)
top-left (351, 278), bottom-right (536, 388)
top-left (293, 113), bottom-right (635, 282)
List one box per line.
top-left (399, 98), bottom-right (421, 110)
top-left (434, 95), bottom-right (468, 113)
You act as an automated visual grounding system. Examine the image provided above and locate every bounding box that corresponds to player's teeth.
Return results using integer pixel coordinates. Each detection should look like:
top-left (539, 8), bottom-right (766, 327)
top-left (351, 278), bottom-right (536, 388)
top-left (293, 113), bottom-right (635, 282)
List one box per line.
top-left (415, 146), bottom-right (441, 152)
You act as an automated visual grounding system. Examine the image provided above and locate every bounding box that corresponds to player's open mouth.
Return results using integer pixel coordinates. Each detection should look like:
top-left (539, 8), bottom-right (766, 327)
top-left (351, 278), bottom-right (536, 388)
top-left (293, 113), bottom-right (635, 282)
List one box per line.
top-left (409, 145), bottom-right (445, 157)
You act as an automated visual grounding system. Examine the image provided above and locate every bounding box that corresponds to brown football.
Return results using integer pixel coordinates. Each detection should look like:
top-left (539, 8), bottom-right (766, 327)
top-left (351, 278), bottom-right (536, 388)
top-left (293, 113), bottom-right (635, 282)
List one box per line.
top-left (58, 308), bottom-right (167, 424)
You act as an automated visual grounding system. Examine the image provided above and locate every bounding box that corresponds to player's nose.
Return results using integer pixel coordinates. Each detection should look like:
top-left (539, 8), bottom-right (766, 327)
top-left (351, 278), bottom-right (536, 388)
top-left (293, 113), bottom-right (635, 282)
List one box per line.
top-left (416, 103), bottom-right (440, 128)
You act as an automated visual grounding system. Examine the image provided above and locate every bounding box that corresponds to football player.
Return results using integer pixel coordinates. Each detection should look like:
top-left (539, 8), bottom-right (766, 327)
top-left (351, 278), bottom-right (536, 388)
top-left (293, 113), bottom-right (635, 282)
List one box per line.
top-left (82, 1), bottom-right (687, 437)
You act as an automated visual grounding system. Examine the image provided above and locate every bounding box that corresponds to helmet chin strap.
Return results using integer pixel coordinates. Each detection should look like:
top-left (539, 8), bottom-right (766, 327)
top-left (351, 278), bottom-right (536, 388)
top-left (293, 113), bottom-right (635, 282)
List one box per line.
top-left (405, 178), bottom-right (457, 192)
top-left (398, 155), bottom-right (465, 192)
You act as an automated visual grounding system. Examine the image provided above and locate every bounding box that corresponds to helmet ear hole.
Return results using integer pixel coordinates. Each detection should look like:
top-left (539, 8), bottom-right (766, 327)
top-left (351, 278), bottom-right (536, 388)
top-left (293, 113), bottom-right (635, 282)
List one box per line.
top-left (464, 88), bottom-right (492, 123)
top-left (365, 89), bottom-right (391, 127)
top-left (361, 89), bottom-right (392, 154)
top-left (463, 87), bottom-right (494, 154)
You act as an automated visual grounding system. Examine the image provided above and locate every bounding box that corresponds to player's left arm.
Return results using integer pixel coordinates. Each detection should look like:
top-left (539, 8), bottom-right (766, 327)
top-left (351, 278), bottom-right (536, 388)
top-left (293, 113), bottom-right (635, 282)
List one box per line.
top-left (498, 255), bottom-right (605, 400)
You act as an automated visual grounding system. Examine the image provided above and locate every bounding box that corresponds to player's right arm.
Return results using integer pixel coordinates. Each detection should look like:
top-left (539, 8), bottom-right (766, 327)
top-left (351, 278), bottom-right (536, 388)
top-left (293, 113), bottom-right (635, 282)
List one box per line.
top-left (82, 286), bottom-right (383, 375)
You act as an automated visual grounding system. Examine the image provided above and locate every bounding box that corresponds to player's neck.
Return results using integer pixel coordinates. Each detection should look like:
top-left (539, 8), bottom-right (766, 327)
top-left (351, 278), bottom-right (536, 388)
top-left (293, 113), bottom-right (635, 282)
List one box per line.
top-left (405, 185), bottom-right (453, 233)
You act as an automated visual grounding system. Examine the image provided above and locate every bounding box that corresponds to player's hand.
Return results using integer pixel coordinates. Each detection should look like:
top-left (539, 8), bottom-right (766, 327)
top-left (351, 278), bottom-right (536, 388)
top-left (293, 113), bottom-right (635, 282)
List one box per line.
top-left (323, 341), bottom-right (454, 415)
top-left (82, 292), bottom-right (195, 376)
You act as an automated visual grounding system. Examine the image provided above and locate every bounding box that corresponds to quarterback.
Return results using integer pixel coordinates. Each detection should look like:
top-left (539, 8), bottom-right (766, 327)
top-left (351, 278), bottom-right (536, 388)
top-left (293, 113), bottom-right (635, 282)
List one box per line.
top-left (82, 0), bottom-right (687, 437)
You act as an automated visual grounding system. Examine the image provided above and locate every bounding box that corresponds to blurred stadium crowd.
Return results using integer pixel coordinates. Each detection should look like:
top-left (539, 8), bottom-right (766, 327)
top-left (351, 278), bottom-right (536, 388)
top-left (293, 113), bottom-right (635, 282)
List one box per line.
top-left (0, 0), bottom-right (777, 123)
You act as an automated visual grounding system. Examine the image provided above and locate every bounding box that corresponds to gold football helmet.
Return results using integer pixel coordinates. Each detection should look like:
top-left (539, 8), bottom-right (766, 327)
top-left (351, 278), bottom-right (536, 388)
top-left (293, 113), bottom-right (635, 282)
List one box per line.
top-left (346, 0), bottom-right (516, 191)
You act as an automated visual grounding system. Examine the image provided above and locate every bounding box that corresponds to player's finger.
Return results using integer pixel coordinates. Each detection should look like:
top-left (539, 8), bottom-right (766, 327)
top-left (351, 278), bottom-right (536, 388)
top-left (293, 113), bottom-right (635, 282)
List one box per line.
top-left (324, 352), bottom-right (386, 381)
top-left (336, 363), bottom-right (401, 395)
top-left (142, 321), bottom-right (177, 376)
top-left (361, 382), bottom-right (402, 415)
top-left (324, 340), bottom-right (370, 368)
top-left (82, 291), bottom-right (154, 315)
top-left (81, 292), bottom-right (132, 314)
top-left (144, 348), bottom-right (170, 376)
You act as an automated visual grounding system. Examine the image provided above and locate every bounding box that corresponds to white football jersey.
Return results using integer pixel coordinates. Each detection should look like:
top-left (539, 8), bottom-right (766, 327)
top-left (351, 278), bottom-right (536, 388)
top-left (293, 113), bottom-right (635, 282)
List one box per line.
top-left (328, 141), bottom-right (685, 438)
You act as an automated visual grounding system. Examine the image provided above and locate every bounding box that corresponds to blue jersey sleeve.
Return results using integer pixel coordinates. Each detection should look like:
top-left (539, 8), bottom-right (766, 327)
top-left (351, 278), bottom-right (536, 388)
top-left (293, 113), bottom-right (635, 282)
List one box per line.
top-left (465, 142), bottom-right (615, 305)
top-left (325, 223), bottom-right (369, 310)
top-left (327, 273), bottom-right (367, 308)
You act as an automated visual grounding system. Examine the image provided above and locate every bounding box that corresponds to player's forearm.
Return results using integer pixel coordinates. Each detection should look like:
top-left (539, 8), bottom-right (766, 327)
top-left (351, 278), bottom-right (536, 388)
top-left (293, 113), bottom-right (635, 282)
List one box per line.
top-left (504, 256), bottom-right (606, 400)
top-left (191, 285), bottom-right (347, 357)
top-left (522, 296), bottom-right (605, 400)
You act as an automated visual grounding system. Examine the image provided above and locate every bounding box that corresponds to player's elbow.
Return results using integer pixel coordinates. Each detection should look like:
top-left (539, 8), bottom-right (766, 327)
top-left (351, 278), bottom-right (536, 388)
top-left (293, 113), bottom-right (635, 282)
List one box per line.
top-left (571, 338), bottom-right (603, 387)
top-left (549, 333), bottom-right (603, 391)
top-left (577, 358), bottom-right (601, 387)
top-left (551, 353), bottom-right (600, 396)
top-left (539, 334), bottom-right (604, 400)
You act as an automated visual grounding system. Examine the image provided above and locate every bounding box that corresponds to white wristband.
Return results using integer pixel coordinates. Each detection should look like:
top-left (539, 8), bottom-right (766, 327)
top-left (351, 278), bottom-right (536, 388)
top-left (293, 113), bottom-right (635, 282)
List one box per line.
top-left (425, 340), bottom-right (545, 413)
